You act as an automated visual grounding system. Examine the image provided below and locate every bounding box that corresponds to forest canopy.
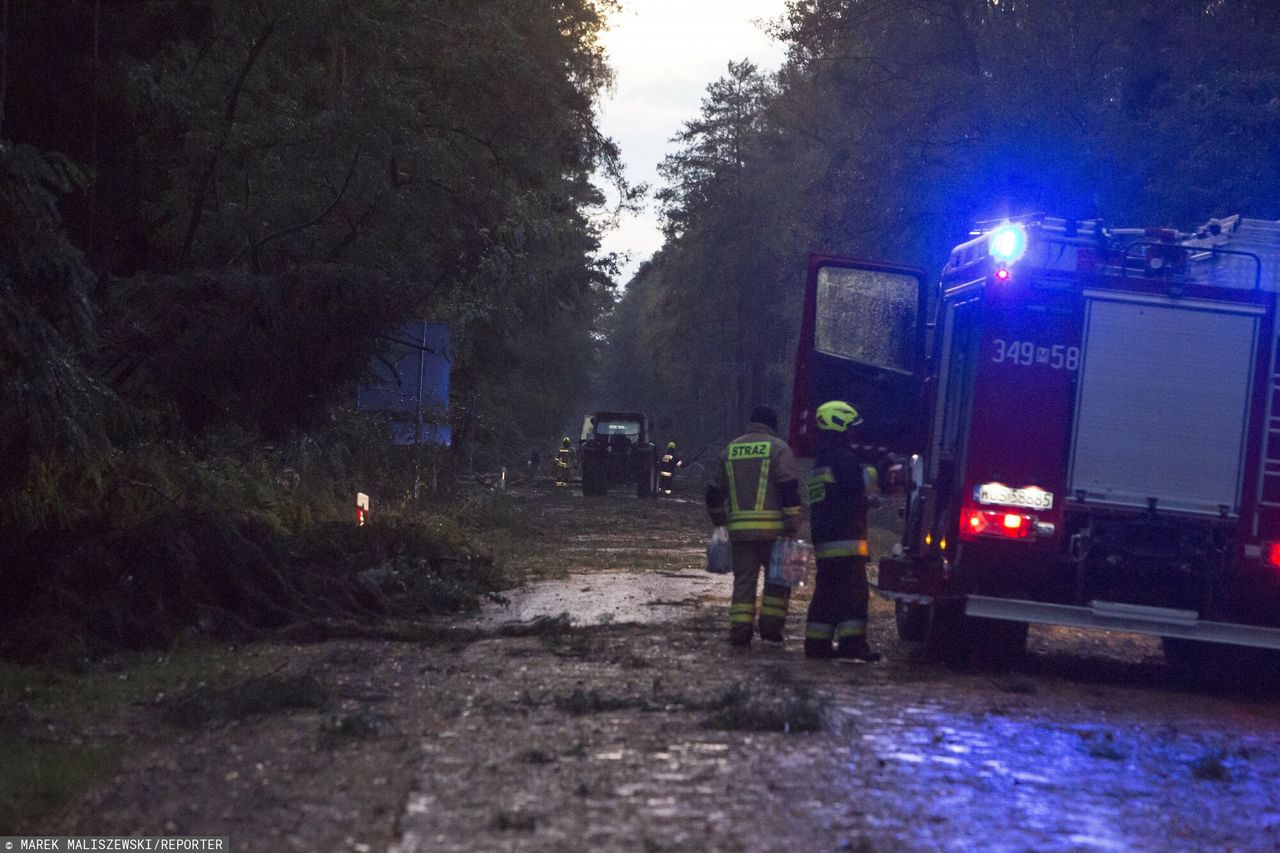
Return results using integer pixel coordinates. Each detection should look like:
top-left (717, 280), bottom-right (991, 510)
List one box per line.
top-left (9, 0), bottom-right (1280, 512)
top-left (1, 0), bottom-right (633, 658)
top-left (2, 0), bottom-right (627, 520)
top-left (605, 0), bottom-right (1280, 450)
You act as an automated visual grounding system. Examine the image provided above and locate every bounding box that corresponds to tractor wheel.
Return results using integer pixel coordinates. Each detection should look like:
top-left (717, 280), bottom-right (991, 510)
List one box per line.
top-left (634, 446), bottom-right (656, 498)
top-left (581, 449), bottom-right (607, 497)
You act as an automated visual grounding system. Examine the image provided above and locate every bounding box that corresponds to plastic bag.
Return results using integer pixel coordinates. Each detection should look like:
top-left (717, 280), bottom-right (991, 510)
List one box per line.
top-left (767, 538), bottom-right (813, 587)
top-left (705, 526), bottom-right (732, 574)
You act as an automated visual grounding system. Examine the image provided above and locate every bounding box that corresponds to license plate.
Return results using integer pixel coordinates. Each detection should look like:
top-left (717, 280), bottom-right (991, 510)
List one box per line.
top-left (975, 482), bottom-right (1054, 510)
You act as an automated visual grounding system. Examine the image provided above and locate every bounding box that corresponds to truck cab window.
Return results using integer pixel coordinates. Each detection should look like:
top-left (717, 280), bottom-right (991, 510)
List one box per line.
top-left (815, 266), bottom-right (918, 372)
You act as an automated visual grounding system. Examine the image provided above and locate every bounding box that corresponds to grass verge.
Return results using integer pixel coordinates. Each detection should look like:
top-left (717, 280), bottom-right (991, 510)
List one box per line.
top-left (0, 643), bottom-right (278, 832)
top-left (0, 736), bottom-right (123, 832)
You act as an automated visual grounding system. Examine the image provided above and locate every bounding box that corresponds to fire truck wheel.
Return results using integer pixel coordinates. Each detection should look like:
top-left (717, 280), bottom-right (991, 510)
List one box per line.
top-left (965, 617), bottom-right (1028, 671)
top-left (920, 601), bottom-right (968, 665)
top-left (1164, 638), bottom-right (1280, 690)
top-left (921, 604), bottom-right (1026, 670)
top-left (894, 601), bottom-right (929, 642)
top-left (1161, 637), bottom-right (1235, 688)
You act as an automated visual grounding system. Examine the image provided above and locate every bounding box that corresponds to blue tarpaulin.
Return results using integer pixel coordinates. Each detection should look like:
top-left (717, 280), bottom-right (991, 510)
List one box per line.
top-left (356, 321), bottom-right (452, 446)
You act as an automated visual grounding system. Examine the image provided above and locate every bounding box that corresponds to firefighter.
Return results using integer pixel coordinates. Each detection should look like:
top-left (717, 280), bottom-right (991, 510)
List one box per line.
top-left (657, 441), bottom-right (683, 496)
top-left (555, 437), bottom-right (573, 487)
top-left (706, 405), bottom-right (803, 646)
top-left (803, 400), bottom-right (882, 662)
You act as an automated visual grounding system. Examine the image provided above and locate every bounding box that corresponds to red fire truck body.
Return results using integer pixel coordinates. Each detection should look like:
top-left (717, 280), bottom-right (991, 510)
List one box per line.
top-left (790, 215), bottom-right (1280, 659)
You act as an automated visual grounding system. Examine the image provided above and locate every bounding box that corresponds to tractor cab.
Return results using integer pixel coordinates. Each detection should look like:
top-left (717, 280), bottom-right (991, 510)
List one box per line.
top-left (579, 411), bottom-right (658, 497)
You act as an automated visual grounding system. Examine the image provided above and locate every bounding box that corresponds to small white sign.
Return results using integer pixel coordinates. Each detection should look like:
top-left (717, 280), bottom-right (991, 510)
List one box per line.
top-left (976, 482), bottom-right (1054, 510)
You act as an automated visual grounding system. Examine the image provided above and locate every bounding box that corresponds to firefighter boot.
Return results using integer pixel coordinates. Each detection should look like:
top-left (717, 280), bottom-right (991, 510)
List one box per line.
top-left (803, 638), bottom-right (835, 659)
top-left (835, 636), bottom-right (881, 663)
top-left (757, 590), bottom-right (790, 643)
top-left (728, 623), bottom-right (753, 647)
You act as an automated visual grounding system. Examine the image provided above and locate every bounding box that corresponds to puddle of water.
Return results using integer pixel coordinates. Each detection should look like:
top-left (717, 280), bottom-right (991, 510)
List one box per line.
top-left (465, 570), bottom-right (726, 628)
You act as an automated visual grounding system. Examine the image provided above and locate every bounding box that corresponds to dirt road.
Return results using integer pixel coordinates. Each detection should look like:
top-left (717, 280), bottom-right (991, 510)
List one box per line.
top-left (34, 488), bottom-right (1280, 850)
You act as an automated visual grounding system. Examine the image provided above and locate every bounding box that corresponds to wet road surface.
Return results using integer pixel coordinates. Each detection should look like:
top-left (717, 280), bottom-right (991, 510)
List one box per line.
top-left (396, 491), bottom-right (1280, 850)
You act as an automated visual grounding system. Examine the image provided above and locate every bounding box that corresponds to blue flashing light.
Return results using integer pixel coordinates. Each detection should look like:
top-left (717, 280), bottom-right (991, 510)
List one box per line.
top-left (989, 223), bottom-right (1028, 263)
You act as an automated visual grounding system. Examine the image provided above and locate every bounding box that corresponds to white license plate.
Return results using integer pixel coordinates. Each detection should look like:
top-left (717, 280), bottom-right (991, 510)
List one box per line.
top-left (976, 483), bottom-right (1054, 510)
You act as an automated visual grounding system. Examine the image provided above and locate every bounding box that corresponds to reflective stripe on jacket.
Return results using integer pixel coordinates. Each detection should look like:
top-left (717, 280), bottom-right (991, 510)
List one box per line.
top-left (807, 440), bottom-right (871, 557)
top-left (707, 422), bottom-right (801, 541)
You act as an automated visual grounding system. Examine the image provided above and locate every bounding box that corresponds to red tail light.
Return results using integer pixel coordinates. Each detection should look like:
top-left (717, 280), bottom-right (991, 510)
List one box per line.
top-left (963, 507), bottom-right (989, 537)
top-left (960, 506), bottom-right (1032, 541)
top-left (1267, 542), bottom-right (1280, 568)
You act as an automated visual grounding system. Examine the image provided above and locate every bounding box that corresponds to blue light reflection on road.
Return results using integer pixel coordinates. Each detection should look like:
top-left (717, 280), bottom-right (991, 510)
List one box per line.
top-left (842, 699), bottom-right (1280, 851)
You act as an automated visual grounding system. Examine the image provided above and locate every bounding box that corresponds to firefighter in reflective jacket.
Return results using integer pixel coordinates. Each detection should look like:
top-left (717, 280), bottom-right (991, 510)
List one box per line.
top-left (658, 442), bottom-right (682, 496)
top-left (706, 405), bottom-right (803, 646)
top-left (804, 400), bottom-right (882, 661)
top-left (555, 437), bottom-right (573, 486)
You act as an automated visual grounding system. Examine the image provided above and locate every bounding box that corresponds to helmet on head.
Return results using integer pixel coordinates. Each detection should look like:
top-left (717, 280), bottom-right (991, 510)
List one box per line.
top-left (562, 437), bottom-right (571, 446)
top-left (815, 400), bottom-right (863, 433)
top-left (666, 441), bottom-right (676, 450)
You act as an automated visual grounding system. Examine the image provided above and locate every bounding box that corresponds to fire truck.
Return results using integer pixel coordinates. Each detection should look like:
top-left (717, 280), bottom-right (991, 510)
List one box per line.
top-left (789, 214), bottom-right (1280, 668)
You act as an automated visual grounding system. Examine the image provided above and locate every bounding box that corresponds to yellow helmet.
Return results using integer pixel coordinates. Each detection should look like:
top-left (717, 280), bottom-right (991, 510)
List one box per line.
top-left (666, 441), bottom-right (676, 450)
top-left (562, 437), bottom-right (571, 446)
top-left (815, 400), bottom-right (863, 432)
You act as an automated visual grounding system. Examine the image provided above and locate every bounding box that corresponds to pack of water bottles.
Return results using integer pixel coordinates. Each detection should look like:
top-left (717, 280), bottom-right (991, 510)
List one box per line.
top-left (705, 526), bottom-right (732, 574)
top-left (767, 537), bottom-right (813, 587)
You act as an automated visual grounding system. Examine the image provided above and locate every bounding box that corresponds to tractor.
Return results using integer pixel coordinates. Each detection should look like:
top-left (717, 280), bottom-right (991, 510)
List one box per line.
top-left (579, 411), bottom-right (658, 498)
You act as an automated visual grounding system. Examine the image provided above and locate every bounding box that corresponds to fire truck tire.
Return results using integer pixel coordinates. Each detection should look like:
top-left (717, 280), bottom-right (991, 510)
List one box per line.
top-left (894, 601), bottom-right (929, 642)
top-left (1163, 638), bottom-right (1280, 690)
top-left (921, 601), bottom-right (969, 665)
top-left (965, 617), bottom-right (1028, 671)
top-left (922, 604), bottom-right (1026, 670)
top-left (1161, 637), bottom-right (1235, 687)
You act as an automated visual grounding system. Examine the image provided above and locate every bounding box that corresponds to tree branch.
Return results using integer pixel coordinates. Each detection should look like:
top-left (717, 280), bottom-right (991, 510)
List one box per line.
top-left (179, 17), bottom-right (276, 266)
top-left (222, 146), bottom-right (361, 271)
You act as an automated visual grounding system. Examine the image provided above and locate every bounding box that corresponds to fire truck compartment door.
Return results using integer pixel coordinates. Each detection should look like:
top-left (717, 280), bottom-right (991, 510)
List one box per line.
top-left (1068, 292), bottom-right (1262, 517)
top-left (789, 255), bottom-right (928, 456)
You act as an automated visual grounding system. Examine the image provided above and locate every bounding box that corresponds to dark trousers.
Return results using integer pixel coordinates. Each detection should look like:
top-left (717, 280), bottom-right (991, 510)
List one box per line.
top-left (804, 555), bottom-right (869, 645)
top-left (658, 467), bottom-right (675, 494)
top-left (729, 539), bottom-right (791, 640)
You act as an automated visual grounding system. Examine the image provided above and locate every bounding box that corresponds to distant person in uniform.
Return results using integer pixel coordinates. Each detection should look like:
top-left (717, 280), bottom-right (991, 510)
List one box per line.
top-left (555, 437), bottom-right (573, 487)
top-left (658, 441), bottom-right (683, 496)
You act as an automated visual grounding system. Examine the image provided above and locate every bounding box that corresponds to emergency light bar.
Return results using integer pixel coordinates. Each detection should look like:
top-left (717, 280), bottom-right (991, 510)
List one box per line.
top-left (988, 223), bottom-right (1029, 264)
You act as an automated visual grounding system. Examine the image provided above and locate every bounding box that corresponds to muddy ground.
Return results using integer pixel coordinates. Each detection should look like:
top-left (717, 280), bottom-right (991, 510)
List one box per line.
top-left (17, 486), bottom-right (1280, 850)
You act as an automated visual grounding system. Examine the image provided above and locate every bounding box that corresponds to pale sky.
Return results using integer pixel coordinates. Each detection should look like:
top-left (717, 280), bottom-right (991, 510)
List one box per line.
top-left (596, 0), bottom-right (790, 284)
